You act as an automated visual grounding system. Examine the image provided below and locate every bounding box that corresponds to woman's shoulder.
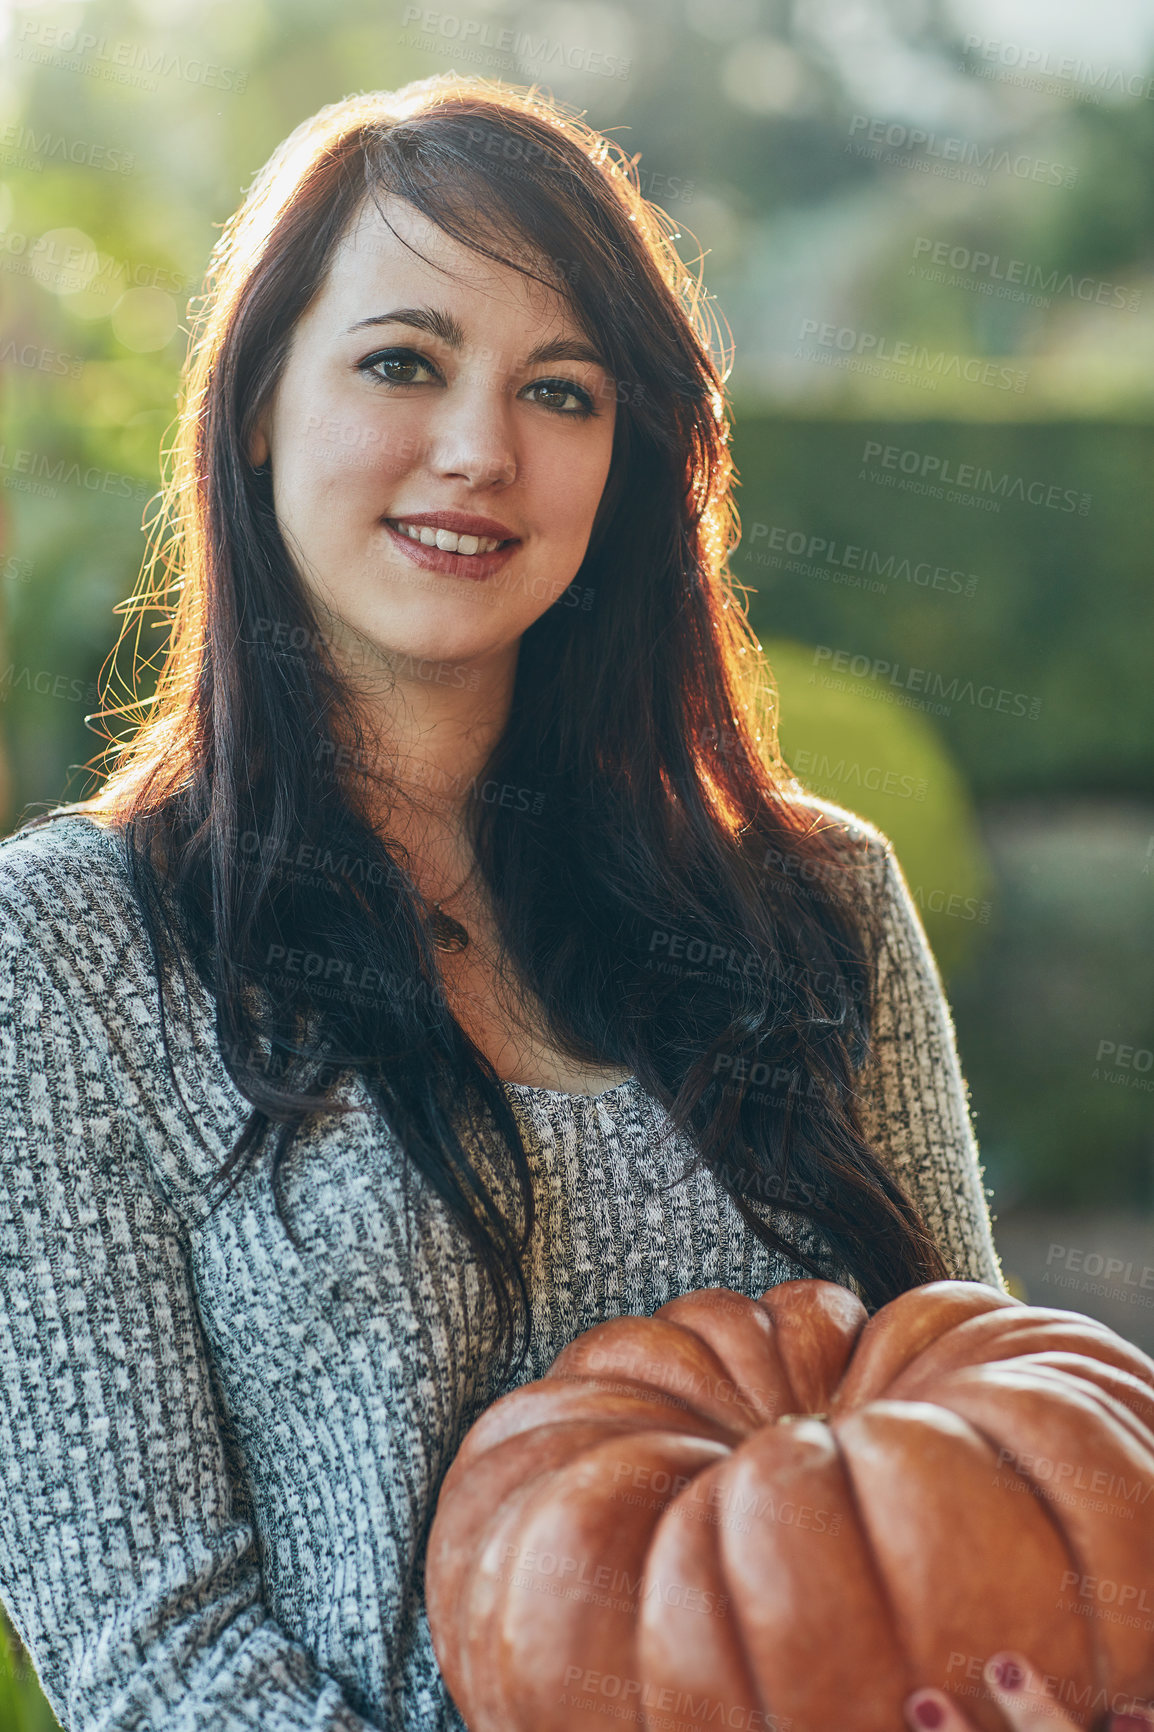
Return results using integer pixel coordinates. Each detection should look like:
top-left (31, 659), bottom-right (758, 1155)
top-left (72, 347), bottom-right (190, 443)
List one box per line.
top-left (778, 787), bottom-right (894, 885)
top-left (0, 809), bottom-right (131, 902)
top-left (0, 811), bottom-right (145, 977)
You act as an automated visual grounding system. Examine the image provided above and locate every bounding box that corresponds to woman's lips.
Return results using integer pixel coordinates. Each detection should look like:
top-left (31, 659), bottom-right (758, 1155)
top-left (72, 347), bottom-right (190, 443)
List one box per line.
top-left (380, 518), bottom-right (521, 583)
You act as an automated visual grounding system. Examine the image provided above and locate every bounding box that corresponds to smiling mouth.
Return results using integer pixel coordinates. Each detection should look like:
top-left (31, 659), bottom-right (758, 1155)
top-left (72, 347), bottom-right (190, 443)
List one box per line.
top-left (383, 518), bottom-right (518, 557)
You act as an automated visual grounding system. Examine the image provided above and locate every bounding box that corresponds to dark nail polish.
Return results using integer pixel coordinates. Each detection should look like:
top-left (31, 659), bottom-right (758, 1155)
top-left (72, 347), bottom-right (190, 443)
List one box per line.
top-left (991, 1659), bottom-right (1023, 1691)
top-left (913, 1700), bottom-right (945, 1729)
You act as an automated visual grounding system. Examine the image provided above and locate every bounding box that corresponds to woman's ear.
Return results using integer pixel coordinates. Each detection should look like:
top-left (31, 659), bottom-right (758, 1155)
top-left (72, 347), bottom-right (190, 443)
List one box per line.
top-left (242, 403), bottom-right (270, 467)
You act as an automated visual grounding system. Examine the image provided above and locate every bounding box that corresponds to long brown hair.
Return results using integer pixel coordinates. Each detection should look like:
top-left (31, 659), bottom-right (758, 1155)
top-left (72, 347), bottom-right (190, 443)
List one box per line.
top-left (38, 74), bottom-right (947, 1384)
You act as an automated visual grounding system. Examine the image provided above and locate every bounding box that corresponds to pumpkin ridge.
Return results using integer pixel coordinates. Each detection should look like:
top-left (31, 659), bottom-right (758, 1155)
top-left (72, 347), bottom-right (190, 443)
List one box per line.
top-left (497, 1430), bottom-right (731, 1727)
top-left (460, 1459), bottom-right (576, 1727)
top-left (908, 1376), bottom-right (1110, 1700)
top-left (824, 1409), bottom-right (909, 1678)
top-left (553, 1315), bottom-right (765, 1440)
top-left (710, 1419), bottom-right (915, 1729)
top-left (755, 1277), bottom-right (869, 1412)
top-left (834, 1399), bottom-right (1098, 1728)
top-left (712, 1498), bottom-right (775, 1726)
top-left (980, 1363), bottom-right (1154, 1464)
top-left (1008, 1354), bottom-right (1154, 1437)
top-left (885, 1310), bottom-right (1154, 1402)
top-left (543, 1373), bottom-right (739, 1435)
top-left (635, 1451), bottom-right (769, 1728)
top-left (444, 1375), bottom-right (737, 1484)
top-left (652, 1289), bottom-right (797, 1425)
top-left (922, 1365), bottom-right (1154, 1700)
top-left (923, 1363), bottom-right (1154, 1477)
top-left (829, 1281), bottom-right (1015, 1413)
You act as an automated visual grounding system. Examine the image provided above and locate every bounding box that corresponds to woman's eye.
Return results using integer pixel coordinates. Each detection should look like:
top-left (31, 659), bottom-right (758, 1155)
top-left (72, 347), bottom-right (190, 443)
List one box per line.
top-left (359, 349), bottom-right (437, 385)
top-left (526, 379), bottom-right (597, 417)
top-left (358, 351), bottom-right (596, 418)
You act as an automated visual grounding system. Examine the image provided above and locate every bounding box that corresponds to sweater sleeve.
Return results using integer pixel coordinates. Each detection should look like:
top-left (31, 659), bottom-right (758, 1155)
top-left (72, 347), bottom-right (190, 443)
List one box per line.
top-left (854, 841), bottom-right (1006, 1290)
top-left (0, 912), bottom-right (389, 1731)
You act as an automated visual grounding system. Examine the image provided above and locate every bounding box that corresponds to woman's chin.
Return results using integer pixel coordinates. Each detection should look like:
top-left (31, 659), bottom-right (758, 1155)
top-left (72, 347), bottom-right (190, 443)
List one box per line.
top-left (329, 611), bottom-right (506, 681)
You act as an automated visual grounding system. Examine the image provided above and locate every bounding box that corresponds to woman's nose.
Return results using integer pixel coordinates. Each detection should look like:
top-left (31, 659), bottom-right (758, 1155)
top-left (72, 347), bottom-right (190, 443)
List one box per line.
top-left (424, 366), bottom-right (518, 488)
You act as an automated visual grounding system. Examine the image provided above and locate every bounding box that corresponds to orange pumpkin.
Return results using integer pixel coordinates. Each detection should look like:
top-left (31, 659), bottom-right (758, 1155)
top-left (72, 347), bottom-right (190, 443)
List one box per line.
top-left (426, 1279), bottom-right (1154, 1732)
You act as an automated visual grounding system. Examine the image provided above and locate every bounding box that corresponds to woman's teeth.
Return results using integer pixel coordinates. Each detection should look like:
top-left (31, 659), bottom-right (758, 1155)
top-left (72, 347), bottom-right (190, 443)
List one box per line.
top-left (389, 520), bottom-right (504, 556)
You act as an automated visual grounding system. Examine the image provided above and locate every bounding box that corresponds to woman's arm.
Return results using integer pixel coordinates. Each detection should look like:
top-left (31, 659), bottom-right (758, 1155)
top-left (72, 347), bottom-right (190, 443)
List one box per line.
top-left (0, 912), bottom-right (390, 1731)
top-left (854, 838), bottom-right (1006, 1289)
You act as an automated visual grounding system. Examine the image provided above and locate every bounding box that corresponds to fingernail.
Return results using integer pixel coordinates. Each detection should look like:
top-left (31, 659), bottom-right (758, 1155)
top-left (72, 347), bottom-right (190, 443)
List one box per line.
top-left (986, 1657), bottom-right (1023, 1691)
top-left (912, 1700), bottom-right (945, 1729)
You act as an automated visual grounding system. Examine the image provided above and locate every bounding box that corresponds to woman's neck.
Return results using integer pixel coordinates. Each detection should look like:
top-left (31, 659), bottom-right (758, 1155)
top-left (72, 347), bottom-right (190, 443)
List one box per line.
top-left (324, 614), bottom-right (520, 863)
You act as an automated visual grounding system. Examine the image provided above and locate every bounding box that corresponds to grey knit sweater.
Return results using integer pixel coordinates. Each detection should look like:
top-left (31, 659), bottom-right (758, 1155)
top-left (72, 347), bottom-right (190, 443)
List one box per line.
top-left (0, 805), bottom-right (1003, 1731)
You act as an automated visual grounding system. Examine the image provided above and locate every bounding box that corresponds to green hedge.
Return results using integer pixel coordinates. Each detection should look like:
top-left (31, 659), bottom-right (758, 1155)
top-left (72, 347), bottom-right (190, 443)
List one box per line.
top-left (729, 417), bottom-right (1154, 801)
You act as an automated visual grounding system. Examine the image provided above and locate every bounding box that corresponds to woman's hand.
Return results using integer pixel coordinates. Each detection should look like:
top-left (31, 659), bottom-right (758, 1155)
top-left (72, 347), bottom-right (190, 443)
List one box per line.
top-left (904, 1651), bottom-right (1154, 1731)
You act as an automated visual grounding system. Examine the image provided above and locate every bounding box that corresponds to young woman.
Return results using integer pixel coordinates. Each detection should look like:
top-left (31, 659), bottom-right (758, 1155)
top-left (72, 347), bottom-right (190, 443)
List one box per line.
top-left (0, 73), bottom-right (1122, 1732)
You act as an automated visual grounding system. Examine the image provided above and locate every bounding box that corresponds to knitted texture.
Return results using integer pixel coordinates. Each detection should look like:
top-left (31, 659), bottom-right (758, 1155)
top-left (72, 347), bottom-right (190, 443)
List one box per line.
top-left (0, 808), bottom-right (1003, 1731)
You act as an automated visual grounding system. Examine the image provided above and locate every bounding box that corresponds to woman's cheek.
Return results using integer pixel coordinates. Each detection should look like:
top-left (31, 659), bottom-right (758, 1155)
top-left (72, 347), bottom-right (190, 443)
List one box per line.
top-left (315, 412), bottom-right (414, 492)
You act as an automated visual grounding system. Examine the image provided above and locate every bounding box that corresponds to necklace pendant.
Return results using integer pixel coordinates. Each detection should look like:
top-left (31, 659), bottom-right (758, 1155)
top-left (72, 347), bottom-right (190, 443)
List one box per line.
top-left (431, 903), bottom-right (470, 953)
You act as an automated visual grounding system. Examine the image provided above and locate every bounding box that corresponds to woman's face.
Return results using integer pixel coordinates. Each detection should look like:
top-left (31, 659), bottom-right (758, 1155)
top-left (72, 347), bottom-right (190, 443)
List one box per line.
top-left (248, 191), bottom-right (618, 680)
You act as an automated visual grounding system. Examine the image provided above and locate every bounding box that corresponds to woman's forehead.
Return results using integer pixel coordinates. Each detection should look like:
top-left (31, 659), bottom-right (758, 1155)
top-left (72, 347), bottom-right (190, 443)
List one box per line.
top-left (317, 195), bottom-right (585, 335)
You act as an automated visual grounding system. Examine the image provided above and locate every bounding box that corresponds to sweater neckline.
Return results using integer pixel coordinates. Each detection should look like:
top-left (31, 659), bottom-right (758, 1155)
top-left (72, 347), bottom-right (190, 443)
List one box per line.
top-left (500, 1073), bottom-right (639, 1105)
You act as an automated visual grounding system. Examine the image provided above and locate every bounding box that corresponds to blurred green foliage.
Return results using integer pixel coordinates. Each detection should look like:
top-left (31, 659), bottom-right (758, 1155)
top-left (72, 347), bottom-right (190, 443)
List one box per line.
top-left (731, 418), bottom-right (1154, 800)
top-left (0, 1609), bottom-right (59, 1732)
top-left (948, 801), bottom-right (1154, 1213)
top-left (763, 634), bottom-right (991, 978)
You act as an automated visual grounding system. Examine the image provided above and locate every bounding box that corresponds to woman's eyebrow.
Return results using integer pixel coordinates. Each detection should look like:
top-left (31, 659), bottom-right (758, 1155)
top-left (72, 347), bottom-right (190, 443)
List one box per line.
top-left (345, 305), bottom-right (609, 370)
